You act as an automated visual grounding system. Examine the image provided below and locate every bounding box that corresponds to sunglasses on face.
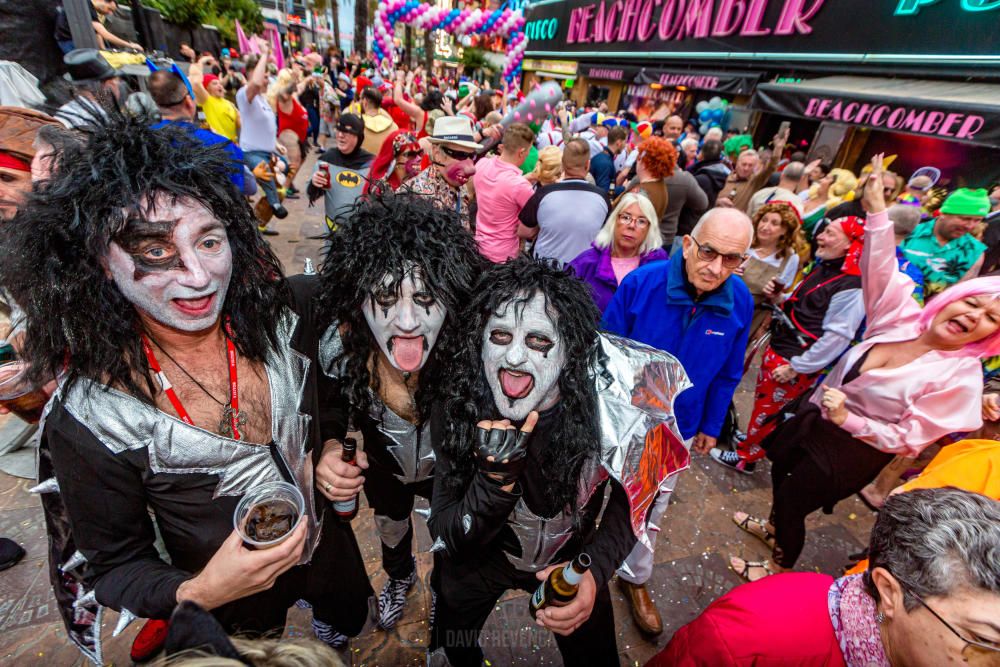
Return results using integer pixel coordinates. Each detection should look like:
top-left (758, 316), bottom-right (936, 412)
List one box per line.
top-left (439, 145), bottom-right (476, 160)
top-left (690, 237), bottom-right (746, 269)
top-left (400, 150), bottom-right (421, 159)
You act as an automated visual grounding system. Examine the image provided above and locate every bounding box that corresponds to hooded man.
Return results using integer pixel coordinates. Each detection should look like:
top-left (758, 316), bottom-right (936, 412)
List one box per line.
top-left (427, 257), bottom-right (690, 666)
top-left (307, 113), bottom-right (373, 231)
top-left (313, 191), bottom-right (482, 630)
top-left (0, 110), bottom-right (372, 663)
top-left (358, 85), bottom-right (398, 156)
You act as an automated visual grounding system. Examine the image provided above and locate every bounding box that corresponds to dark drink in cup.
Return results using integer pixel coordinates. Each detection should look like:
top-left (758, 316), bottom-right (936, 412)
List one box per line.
top-left (234, 481), bottom-right (305, 550)
top-left (244, 498), bottom-right (299, 542)
top-left (0, 361), bottom-right (49, 424)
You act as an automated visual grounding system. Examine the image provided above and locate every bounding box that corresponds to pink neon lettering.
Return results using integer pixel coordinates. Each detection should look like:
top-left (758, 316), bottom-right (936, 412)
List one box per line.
top-left (901, 109), bottom-right (926, 131)
top-left (740, 0), bottom-right (771, 35)
top-left (619, 0), bottom-right (641, 40)
top-left (593, 0), bottom-right (607, 41)
top-left (842, 102), bottom-right (859, 122)
top-left (579, 5), bottom-right (596, 43)
top-left (870, 105), bottom-right (890, 125)
top-left (804, 98), bottom-right (820, 116)
top-left (679, 0), bottom-right (714, 38)
top-left (712, 0), bottom-right (746, 36)
top-left (567, 8), bottom-right (581, 43)
top-left (774, 0), bottom-right (826, 35)
top-left (922, 111), bottom-right (945, 134)
top-left (887, 107), bottom-right (907, 129)
top-left (637, 0), bottom-right (658, 39)
top-left (658, 0), bottom-right (684, 39)
top-left (938, 112), bottom-right (963, 137)
top-left (957, 115), bottom-right (984, 139)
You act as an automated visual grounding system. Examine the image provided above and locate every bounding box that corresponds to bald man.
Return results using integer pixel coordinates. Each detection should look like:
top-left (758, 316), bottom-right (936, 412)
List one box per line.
top-left (603, 208), bottom-right (754, 635)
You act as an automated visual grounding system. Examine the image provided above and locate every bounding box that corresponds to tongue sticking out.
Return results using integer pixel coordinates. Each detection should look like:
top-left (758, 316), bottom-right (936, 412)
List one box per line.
top-left (391, 336), bottom-right (425, 372)
top-left (500, 369), bottom-right (534, 399)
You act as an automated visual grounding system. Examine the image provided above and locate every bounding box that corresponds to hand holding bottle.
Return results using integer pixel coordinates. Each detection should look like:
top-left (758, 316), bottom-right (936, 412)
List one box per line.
top-left (532, 561), bottom-right (597, 636)
top-left (316, 438), bottom-right (368, 502)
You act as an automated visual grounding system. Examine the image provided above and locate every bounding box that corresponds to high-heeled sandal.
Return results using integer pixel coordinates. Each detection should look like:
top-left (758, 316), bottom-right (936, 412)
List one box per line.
top-left (733, 512), bottom-right (776, 549)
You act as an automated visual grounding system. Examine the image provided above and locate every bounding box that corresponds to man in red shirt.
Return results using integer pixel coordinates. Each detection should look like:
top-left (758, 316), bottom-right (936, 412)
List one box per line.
top-left (471, 123), bottom-right (536, 263)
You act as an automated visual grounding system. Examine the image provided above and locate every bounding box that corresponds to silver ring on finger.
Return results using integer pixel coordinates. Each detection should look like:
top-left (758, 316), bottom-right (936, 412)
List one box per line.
top-left (324, 482), bottom-right (332, 492)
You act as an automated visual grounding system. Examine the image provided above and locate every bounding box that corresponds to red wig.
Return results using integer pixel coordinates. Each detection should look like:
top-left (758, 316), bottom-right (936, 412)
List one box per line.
top-left (638, 137), bottom-right (678, 180)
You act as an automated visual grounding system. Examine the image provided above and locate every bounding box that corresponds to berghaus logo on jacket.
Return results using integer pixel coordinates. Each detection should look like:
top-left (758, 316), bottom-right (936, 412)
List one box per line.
top-left (705, 329), bottom-right (726, 336)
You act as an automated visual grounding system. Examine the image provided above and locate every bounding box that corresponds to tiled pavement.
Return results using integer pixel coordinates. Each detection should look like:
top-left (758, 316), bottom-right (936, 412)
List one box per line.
top-left (0, 152), bottom-right (877, 666)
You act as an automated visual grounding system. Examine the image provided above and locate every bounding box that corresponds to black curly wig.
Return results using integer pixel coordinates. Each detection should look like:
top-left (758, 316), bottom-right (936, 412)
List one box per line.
top-left (0, 105), bottom-right (289, 401)
top-left (440, 256), bottom-right (603, 515)
top-left (315, 188), bottom-right (484, 422)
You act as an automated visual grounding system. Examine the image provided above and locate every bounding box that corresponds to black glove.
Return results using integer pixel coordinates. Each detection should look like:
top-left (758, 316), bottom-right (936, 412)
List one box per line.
top-left (475, 424), bottom-right (531, 485)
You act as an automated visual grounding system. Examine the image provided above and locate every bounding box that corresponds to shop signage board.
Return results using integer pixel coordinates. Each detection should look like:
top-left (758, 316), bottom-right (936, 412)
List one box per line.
top-left (753, 78), bottom-right (1000, 148)
top-left (524, 0), bottom-right (1000, 70)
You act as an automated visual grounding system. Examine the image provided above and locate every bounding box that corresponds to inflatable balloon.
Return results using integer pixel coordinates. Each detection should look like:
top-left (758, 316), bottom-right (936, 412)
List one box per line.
top-left (695, 100), bottom-right (709, 113)
top-left (373, 0), bottom-right (527, 83)
top-left (708, 96), bottom-right (722, 108)
top-left (500, 81), bottom-right (563, 129)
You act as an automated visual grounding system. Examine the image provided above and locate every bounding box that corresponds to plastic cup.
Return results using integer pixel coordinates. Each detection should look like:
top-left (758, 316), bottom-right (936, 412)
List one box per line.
top-left (233, 481), bottom-right (305, 550)
top-left (0, 361), bottom-right (48, 424)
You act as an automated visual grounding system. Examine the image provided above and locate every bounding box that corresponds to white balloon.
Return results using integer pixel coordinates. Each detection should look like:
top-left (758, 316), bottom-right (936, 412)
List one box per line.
top-left (696, 101), bottom-right (709, 113)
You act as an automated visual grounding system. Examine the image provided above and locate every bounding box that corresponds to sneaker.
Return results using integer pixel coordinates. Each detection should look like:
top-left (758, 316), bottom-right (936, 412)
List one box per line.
top-left (272, 204), bottom-right (289, 219)
top-left (257, 225), bottom-right (279, 236)
top-left (376, 569), bottom-right (417, 630)
top-left (312, 617), bottom-right (348, 649)
top-left (710, 448), bottom-right (756, 475)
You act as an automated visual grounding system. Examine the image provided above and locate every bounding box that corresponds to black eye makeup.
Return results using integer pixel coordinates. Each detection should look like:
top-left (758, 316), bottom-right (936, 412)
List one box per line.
top-left (489, 330), bottom-right (513, 345)
top-left (525, 333), bottom-right (555, 355)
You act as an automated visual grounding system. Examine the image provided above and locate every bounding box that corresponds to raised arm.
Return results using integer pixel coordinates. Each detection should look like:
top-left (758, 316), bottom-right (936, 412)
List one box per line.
top-left (858, 154), bottom-right (922, 338)
top-left (246, 43), bottom-right (271, 103)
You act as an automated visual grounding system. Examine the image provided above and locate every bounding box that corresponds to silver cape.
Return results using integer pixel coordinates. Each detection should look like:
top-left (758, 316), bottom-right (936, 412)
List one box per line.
top-left (503, 333), bottom-right (691, 571)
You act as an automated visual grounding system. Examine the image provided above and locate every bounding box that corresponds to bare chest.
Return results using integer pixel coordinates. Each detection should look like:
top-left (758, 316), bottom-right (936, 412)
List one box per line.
top-left (153, 356), bottom-right (273, 444)
top-left (860, 341), bottom-right (929, 374)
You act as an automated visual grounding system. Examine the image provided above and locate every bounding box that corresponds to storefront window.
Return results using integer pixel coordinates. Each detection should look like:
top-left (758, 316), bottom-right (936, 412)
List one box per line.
top-left (586, 84), bottom-right (610, 107)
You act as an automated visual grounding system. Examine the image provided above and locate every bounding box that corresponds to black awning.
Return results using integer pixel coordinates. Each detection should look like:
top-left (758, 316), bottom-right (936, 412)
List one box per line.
top-left (578, 62), bottom-right (642, 84)
top-left (634, 69), bottom-right (760, 96)
top-left (753, 76), bottom-right (1000, 149)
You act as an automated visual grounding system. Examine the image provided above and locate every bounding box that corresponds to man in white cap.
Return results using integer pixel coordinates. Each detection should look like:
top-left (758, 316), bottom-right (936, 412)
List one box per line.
top-left (408, 115), bottom-right (481, 230)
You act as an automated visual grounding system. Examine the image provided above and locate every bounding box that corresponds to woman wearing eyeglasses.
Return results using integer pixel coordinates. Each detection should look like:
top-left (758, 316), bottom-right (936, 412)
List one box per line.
top-left (650, 487), bottom-right (1000, 667)
top-left (568, 192), bottom-right (667, 314)
top-left (364, 130), bottom-right (423, 194)
top-left (728, 155), bottom-right (1000, 584)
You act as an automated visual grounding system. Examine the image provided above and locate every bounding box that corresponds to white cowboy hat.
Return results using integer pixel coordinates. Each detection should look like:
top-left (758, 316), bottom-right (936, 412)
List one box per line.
top-left (427, 115), bottom-right (483, 151)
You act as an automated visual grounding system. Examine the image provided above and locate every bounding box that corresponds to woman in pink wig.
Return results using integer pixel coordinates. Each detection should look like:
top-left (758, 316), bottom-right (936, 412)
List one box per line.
top-left (729, 154), bottom-right (1000, 582)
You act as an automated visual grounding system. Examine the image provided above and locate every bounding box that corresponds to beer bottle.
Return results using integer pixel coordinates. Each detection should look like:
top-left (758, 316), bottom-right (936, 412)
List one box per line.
top-left (529, 552), bottom-right (592, 618)
top-left (332, 437), bottom-right (359, 522)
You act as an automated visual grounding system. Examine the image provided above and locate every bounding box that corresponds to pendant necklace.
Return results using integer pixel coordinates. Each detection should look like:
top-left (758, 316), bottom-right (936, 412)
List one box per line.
top-left (140, 318), bottom-right (246, 440)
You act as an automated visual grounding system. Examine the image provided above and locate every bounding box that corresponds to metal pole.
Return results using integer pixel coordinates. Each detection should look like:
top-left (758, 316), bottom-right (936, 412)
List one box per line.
top-left (64, 0), bottom-right (100, 50)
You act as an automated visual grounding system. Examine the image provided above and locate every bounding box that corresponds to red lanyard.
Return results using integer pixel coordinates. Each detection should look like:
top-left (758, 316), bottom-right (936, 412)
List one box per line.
top-left (139, 325), bottom-right (242, 441)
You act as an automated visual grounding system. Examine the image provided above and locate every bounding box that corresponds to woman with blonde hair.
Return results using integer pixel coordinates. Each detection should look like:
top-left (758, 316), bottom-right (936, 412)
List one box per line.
top-left (531, 145), bottom-right (563, 187)
top-left (569, 192), bottom-right (668, 313)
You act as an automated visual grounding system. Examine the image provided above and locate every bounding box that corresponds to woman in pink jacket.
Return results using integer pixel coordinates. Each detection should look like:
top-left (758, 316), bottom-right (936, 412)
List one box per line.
top-left (730, 155), bottom-right (1000, 581)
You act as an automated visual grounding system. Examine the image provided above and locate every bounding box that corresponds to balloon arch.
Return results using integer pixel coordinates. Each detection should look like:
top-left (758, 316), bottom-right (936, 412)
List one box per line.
top-left (372, 0), bottom-right (528, 84)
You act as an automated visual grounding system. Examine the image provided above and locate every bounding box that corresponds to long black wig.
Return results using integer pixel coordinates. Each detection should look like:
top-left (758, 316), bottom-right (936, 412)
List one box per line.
top-left (315, 188), bottom-right (484, 422)
top-left (440, 256), bottom-right (604, 515)
top-left (0, 105), bottom-right (289, 401)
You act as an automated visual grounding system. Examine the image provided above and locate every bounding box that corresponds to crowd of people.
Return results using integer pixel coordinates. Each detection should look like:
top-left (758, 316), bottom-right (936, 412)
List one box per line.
top-left (0, 34), bottom-right (999, 667)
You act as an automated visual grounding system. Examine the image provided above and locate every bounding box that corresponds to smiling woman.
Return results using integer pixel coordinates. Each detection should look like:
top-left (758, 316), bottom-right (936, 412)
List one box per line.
top-left (728, 155), bottom-right (1000, 584)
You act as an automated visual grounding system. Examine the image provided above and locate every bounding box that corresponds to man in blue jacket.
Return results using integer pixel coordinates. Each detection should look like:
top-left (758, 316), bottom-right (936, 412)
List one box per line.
top-left (589, 126), bottom-right (626, 195)
top-left (602, 207), bottom-right (754, 636)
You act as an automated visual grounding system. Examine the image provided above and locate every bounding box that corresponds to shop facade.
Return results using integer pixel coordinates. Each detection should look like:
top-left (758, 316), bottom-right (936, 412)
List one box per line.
top-left (523, 0), bottom-right (1000, 184)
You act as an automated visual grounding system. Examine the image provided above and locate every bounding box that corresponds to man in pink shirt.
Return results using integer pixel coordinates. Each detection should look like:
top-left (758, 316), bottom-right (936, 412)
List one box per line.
top-left (472, 123), bottom-right (536, 263)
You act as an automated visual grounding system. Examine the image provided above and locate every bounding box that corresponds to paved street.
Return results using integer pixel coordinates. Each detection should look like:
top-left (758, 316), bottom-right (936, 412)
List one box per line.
top-left (0, 151), bottom-right (876, 666)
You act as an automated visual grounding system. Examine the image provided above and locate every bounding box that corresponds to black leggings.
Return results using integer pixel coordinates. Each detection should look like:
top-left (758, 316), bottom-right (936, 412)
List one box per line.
top-left (769, 438), bottom-right (891, 568)
top-left (432, 553), bottom-right (619, 667)
top-left (363, 462), bottom-right (433, 579)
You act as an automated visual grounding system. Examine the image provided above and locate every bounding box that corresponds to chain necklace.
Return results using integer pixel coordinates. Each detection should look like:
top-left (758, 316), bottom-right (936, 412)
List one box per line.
top-left (140, 319), bottom-right (246, 440)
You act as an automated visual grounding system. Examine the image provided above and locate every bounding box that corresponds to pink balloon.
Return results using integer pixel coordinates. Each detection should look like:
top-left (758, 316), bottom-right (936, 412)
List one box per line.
top-left (514, 111), bottom-right (521, 120)
top-left (529, 100), bottom-right (536, 108)
top-left (545, 104), bottom-right (551, 112)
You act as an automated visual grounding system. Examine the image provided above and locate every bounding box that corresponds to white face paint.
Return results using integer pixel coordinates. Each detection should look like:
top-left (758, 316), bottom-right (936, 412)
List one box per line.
top-left (482, 292), bottom-right (565, 421)
top-left (104, 196), bottom-right (233, 332)
top-left (362, 265), bottom-right (447, 373)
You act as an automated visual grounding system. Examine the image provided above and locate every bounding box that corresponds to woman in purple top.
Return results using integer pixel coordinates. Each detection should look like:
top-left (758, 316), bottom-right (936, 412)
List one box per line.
top-left (569, 192), bottom-right (668, 313)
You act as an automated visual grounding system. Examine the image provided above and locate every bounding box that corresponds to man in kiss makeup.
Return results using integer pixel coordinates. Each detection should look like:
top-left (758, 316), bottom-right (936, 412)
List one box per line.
top-left (314, 190), bottom-right (482, 630)
top-left (0, 110), bottom-right (371, 662)
top-left (426, 257), bottom-right (691, 666)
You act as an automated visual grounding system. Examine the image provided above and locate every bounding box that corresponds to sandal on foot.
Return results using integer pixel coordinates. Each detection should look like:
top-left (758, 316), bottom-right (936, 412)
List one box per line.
top-left (732, 513), bottom-right (776, 549)
top-left (731, 558), bottom-right (775, 583)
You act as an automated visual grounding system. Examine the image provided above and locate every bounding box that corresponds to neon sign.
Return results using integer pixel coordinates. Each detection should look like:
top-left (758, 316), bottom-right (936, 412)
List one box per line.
top-left (526, 17), bottom-right (560, 40)
top-left (895, 0), bottom-right (1000, 14)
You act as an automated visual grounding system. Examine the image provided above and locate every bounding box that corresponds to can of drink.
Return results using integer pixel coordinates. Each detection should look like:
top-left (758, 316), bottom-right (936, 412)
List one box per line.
top-left (318, 163), bottom-right (331, 189)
